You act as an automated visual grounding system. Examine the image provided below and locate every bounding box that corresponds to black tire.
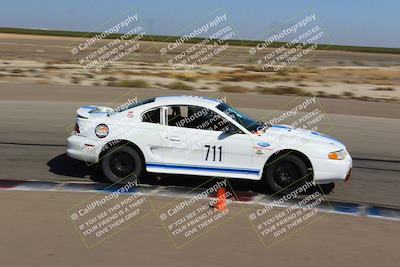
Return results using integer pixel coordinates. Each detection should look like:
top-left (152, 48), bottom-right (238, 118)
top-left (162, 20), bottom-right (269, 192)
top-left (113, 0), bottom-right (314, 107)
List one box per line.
top-left (101, 145), bottom-right (144, 184)
top-left (264, 154), bottom-right (309, 194)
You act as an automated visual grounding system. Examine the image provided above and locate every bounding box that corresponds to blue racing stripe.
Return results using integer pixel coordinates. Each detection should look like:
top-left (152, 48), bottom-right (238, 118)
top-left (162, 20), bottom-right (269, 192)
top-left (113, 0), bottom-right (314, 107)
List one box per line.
top-left (146, 163), bottom-right (260, 175)
top-left (271, 125), bottom-right (291, 129)
top-left (311, 131), bottom-right (344, 145)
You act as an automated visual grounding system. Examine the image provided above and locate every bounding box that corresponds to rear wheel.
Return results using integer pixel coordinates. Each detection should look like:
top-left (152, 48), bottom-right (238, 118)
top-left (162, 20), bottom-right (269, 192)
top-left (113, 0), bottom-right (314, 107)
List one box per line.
top-left (101, 146), bottom-right (144, 184)
top-left (264, 154), bottom-right (310, 193)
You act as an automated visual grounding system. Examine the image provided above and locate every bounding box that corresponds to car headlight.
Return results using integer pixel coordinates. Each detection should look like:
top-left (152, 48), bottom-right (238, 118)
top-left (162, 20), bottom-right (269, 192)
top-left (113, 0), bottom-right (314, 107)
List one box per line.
top-left (328, 149), bottom-right (346, 160)
top-left (95, 124), bottom-right (109, 138)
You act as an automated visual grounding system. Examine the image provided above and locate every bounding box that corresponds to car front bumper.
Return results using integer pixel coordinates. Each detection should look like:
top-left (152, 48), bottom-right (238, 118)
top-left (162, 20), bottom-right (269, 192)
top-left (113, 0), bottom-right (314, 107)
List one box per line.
top-left (311, 154), bottom-right (352, 184)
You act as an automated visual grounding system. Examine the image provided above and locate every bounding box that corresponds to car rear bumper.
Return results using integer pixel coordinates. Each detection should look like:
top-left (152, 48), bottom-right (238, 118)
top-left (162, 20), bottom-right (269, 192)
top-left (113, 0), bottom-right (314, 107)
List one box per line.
top-left (66, 135), bottom-right (99, 163)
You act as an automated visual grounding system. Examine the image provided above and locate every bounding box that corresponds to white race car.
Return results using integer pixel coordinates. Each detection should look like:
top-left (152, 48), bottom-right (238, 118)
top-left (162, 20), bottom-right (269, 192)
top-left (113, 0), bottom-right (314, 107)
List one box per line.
top-left (67, 96), bottom-right (352, 193)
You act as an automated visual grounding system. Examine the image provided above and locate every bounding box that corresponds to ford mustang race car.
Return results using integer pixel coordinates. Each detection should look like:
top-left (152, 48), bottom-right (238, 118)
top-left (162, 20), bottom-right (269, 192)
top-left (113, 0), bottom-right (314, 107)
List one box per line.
top-left (67, 95), bottom-right (352, 193)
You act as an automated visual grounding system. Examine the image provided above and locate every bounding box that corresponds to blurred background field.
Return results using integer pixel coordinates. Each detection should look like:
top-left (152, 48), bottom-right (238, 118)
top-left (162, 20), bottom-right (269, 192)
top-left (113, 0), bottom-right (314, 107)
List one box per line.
top-left (0, 29), bottom-right (399, 103)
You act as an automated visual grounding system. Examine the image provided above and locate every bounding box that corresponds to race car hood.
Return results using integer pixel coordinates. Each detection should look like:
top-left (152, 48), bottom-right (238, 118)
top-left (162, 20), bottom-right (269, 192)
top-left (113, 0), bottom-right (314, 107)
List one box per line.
top-left (258, 124), bottom-right (346, 151)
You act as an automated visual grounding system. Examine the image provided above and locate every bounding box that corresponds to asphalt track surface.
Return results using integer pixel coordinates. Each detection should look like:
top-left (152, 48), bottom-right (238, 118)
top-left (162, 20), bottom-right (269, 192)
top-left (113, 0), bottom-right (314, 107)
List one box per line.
top-left (0, 83), bottom-right (399, 207)
top-left (0, 190), bottom-right (399, 267)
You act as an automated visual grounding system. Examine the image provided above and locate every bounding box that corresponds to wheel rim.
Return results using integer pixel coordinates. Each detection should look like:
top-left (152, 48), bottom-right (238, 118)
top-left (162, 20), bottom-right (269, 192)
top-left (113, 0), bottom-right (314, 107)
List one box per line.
top-left (109, 152), bottom-right (136, 178)
top-left (273, 161), bottom-right (301, 188)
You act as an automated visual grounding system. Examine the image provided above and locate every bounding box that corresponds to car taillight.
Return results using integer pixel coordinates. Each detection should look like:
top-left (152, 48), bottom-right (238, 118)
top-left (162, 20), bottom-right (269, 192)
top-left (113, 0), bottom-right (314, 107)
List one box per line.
top-left (74, 123), bottom-right (80, 134)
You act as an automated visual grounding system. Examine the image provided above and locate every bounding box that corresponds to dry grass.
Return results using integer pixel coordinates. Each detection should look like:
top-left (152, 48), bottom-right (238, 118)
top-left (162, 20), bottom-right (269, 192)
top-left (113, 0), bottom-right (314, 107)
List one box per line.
top-left (258, 86), bottom-right (308, 96)
top-left (165, 81), bottom-right (193, 90)
top-left (343, 91), bottom-right (355, 98)
top-left (213, 70), bottom-right (265, 82)
top-left (297, 82), bottom-right (308, 87)
top-left (372, 87), bottom-right (395, 91)
top-left (108, 79), bottom-right (149, 88)
top-left (219, 85), bottom-right (250, 93)
top-left (173, 73), bottom-right (198, 82)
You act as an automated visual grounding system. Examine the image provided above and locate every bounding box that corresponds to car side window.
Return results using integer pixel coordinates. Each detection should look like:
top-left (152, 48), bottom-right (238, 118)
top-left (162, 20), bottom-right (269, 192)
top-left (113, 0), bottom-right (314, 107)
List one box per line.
top-left (166, 105), bottom-right (237, 132)
top-left (142, 108), bottom-right (161, 124)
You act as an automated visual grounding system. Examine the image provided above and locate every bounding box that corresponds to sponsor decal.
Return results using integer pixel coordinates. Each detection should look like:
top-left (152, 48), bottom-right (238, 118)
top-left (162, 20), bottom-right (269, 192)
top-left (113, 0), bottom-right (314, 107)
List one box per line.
top-left (257, 142), bottom-right (271, 148)
top-left (95, 124), bottom-right (109, 138)
top-left (127, 111), bottom-right (134, 118)
top-left (254, 142), bottom-right (272, 154)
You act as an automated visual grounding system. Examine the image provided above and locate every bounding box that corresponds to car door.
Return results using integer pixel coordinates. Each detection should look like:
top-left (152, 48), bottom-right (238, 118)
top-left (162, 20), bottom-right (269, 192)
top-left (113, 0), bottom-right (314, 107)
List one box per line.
top-left (157, 105), bottom-right (257, 179)
top-left (138, 107), bottom-right (165, 164)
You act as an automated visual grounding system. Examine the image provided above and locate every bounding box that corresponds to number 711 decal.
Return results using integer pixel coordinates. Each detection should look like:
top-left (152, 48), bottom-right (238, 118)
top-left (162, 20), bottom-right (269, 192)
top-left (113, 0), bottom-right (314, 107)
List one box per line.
top-left (205, 145), bottom-right (222, 162)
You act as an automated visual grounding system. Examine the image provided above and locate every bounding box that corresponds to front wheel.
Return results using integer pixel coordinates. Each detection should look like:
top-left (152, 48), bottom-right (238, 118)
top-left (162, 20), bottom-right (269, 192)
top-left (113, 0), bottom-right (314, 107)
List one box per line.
top-left (101, 146), bottom-right (144, 184)
top-left (264, 154), bottom-right (310, 194)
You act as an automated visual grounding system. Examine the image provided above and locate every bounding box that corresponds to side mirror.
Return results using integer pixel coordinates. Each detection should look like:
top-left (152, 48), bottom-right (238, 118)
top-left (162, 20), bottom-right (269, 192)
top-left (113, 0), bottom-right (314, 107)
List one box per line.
top-left (218, 123), bottom-right (239, 140)
top-left (227, 123), bottom-right (237, 135)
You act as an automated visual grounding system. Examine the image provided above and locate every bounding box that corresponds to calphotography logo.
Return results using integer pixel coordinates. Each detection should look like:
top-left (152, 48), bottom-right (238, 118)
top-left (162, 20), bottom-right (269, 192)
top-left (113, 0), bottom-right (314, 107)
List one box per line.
top-left (70, 9), bottom-right (147, 72)
top-left (247, 175), bottom-right (332, 250)
top-left (154, 178), bottom-right (243, 249)
top-left (159, 10), bottom-right (237, 71)
top-left (249, 11), bottom-right (333, 73)
top-left (67, 92), bottom-right (141, 166)
top-left (67, 178), bottom-right (153, 248)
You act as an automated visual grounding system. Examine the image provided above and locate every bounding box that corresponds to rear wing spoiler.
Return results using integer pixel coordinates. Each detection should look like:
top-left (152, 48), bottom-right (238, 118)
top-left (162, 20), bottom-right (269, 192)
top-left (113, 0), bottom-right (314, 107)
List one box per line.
top-left (76, 105), bottom-right (113, 119)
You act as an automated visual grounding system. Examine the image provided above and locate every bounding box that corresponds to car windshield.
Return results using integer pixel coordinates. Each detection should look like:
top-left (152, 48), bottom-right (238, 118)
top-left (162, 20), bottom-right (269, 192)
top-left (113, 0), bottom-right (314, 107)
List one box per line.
top-left (216, 102), bottom-right (265, 132)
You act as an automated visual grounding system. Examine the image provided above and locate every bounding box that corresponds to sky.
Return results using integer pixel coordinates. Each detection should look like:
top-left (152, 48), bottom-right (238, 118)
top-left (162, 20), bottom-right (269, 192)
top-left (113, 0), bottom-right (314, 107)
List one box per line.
top-left (0, 0), bottom-right (398, 48)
